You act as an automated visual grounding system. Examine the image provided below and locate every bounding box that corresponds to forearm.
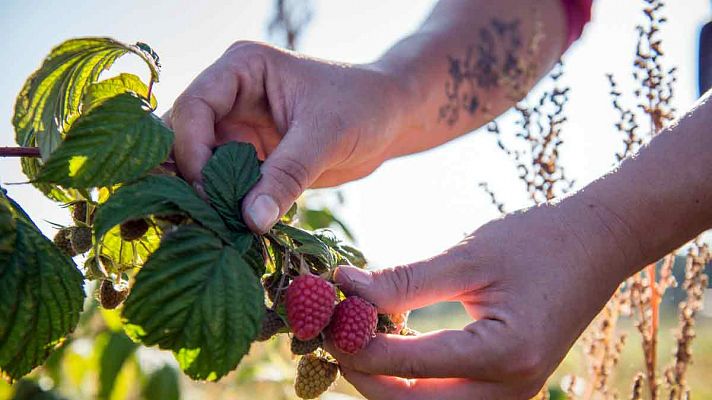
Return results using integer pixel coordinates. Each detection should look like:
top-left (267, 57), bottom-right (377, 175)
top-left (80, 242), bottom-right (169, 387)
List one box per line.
top-left (561, 94), bottom-right (712, 282)
top-left (370, 0), bottom-right (567, 159)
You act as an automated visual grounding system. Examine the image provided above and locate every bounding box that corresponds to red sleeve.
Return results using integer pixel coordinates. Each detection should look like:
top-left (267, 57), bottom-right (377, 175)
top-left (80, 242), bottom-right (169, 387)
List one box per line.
top-left (561, 0), bottom-right (593, 48)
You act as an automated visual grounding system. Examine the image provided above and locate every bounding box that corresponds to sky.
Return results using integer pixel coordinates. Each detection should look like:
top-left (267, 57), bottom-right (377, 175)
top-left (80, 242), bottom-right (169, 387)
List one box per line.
top-left (0, 0), bottom-right (709, 269)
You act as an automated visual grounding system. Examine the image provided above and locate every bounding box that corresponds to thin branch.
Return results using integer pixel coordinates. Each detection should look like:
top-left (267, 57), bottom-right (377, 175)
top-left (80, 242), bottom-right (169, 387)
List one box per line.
top-left (0, 146), bottom-right (41, 158)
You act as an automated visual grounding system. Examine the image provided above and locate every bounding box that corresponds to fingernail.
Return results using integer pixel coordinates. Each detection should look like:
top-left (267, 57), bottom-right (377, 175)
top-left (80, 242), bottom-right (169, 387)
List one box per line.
top-left (247, 195), bottom-right (280, 233)
top-left (335, 266), bottom-right (372, 288)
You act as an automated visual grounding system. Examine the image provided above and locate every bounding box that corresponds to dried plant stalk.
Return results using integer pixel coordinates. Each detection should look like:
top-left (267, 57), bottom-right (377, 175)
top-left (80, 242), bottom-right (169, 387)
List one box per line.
top-left (268, 0), bottom-right (313, 50)
top-left (664, 241), bottom-right (710, 399)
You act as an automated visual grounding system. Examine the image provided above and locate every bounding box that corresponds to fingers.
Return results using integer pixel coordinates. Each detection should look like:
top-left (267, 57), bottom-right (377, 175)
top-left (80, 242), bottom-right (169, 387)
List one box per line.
top-left (327, 322), bottom-right (511, 381)
top-left (334, 248), bottom-right (481, 314)
top-left (241, 124), bottom-right (331, 233)
top-left (170, 61), bottom-right (241, 185)
top-left (341, 368), bottom-right (509, 400)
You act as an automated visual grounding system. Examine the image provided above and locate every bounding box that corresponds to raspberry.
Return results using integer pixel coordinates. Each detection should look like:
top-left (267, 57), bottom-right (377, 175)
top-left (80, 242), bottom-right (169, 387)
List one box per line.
top-left (257, 309), bottom-right (286, 341)
top-left (291, 336), bottom-right (323, 355)
top-left (70, 226), bottom-right (93, 254)
top-left (120, 219), bottom-right (149, 241)
top-left (53, 228), bottom-right (77, 257)
top-left (72, 201), bottom-right (94, 225)
top-left (286, 275), bottom-right (336, 341)
top-left (294, 354), bottom-right (338, 399)
top-left (329, 296), bottom-right (377, 354)
top-left (99, 279), bottom-right (129, 309)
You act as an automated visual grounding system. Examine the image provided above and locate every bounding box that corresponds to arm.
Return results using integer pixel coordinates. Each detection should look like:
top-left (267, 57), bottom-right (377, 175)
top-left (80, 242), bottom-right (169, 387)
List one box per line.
top-left (167, 0), bottom-right (570, 233)
top-left (329, 95), bottom-right (712, 399)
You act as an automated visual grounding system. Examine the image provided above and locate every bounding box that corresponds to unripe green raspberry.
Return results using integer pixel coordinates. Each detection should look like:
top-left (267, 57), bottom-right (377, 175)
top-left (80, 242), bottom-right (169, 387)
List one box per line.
top-left (70, 226), bottom-right (93, 254)
top-left (294, 354), bottom-right (338, 399)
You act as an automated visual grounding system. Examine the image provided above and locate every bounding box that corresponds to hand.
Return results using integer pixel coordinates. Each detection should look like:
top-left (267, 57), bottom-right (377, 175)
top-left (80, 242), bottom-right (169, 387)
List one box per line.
top-left (328, 203), bottom-right (628, 400)
top-left (165, 41), bottom-right (408, 233)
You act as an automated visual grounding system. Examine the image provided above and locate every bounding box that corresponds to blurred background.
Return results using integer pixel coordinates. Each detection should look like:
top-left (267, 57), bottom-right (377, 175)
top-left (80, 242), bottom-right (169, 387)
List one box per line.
top-left (0, 0), bottom-right (711, 399)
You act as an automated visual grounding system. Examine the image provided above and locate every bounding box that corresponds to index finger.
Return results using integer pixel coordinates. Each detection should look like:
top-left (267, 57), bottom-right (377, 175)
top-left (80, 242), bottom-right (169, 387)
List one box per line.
top-left (170, 60), bottom-right (240, 184)
top-left (326, 321), bottom-right (512, 381)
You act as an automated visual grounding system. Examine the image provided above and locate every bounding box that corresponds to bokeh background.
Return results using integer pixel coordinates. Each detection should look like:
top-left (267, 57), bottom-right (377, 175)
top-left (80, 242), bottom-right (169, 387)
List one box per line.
top-left (0, 0), bottom-right (711, 399)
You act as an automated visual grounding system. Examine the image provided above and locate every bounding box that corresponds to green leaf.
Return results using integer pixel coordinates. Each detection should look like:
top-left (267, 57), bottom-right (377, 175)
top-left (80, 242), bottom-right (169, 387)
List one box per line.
top-left (202, 142), bottom-right (261, 230)
top-left (37, 93), bottom-right (173, 188)
top-left (142, 365), bottom-right (180, 400)
top-left (312, 229), bottom-right (367, 268)
top-left (0, 220), bottom-right (85, 380)
top-left (83, 73), bottom-right (157, 113)
top-left (122, 225), bottom-right (264, 381)
top-left (20, 158), bottom-right (73, 203)
top-left (0, 198), bottom-right (16, 266)
top-left (13, 37), bottom-right (159, 159)
top-left (98, 332), bottom-right (137, 400)
top-left (271, 223), bottom-right (337, 268)
top-left (94, 175), bottom-right (232, 244)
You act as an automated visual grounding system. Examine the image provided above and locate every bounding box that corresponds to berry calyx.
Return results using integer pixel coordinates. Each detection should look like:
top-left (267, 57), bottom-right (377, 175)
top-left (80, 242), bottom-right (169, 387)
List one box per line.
top-left (294, 354), bottom-right (338, 399)
top-left (99, 279), bottom-right (129, 309)
top-left (290, 336), bottom-right (323, 355)
top-left (286, 275), bottom-right (337, 341)
top-left (120, 219), bottom-right (149, 241)
top-left (257, 309), bottom-right (286, 341)
top-left (329, 296), bottom-right (378, 354)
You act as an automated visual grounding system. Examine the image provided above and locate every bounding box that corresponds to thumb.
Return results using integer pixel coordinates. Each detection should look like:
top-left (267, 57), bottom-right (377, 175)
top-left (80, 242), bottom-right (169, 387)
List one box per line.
top-left (241, 125), bottom-right (329, 234)
top-left (334, 251), bottom-right (475, 314)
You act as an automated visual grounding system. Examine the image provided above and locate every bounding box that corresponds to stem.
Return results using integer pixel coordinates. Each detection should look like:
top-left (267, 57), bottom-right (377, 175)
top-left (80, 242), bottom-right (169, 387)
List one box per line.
top-left (147, 79), bottom-right (155, 103)
top-left (0, 146), bottom-right (41, 158)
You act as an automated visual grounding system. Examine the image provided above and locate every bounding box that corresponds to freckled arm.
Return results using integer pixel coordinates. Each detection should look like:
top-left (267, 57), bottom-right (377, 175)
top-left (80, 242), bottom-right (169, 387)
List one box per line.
top-left (369, 0), bottom-right (568, 159)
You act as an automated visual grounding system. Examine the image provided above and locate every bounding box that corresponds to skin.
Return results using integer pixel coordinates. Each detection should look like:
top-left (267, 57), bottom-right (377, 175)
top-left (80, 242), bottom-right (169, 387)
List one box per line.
top-left (166, 0), bottom-right (712, 398)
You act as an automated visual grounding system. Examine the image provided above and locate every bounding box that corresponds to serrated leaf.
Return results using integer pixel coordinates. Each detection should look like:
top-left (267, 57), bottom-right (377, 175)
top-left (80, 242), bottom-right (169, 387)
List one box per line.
top-left (37, 93), bottom-right (173, 188)
top-left (83, 73), bottom-right (157, 113)
top-left (0, 220), bottom-right (85, 380)
top-left (94, 175), bottom-right (232, 244)
top-left (20, 158), bottom-right (73, 203)
top-left (98, 331), bottom-right (137, 400)
top-left (312, 229), bottom-right (367, 268)
top-left (122, 225), bottom-right (264, 381)
top-left (143, 365), bottom-right (180, 400)
top-left (202, 142), bottom-right (261, 230)
top-left (271, 223), bottom-right (337, 268)
top-left (12, 37), bottom-right (156, 159)
top-left (0, 198), bottom-right (16, 266)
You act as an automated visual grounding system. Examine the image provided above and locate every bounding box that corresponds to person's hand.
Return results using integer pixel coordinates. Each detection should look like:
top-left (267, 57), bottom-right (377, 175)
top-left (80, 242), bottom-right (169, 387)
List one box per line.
top-left (165, 41), bottom-right (409, 233)
top-left (328, 202), bottom-right (630, 400)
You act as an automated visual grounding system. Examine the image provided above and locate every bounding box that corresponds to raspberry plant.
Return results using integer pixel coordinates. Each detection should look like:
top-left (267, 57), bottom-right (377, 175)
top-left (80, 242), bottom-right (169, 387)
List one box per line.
top-left (0, 36), bottom-right (384, 390)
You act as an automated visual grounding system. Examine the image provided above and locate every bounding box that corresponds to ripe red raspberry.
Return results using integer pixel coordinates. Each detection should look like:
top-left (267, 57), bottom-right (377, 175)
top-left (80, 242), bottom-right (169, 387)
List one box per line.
top-left (286, 275), bottom-right (336, 341)
top-left (329, 296), bottom-right (378, 354)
